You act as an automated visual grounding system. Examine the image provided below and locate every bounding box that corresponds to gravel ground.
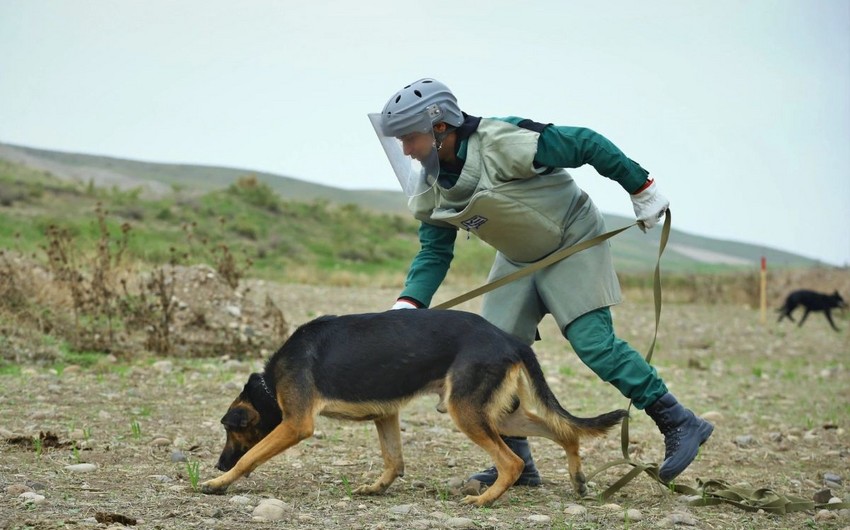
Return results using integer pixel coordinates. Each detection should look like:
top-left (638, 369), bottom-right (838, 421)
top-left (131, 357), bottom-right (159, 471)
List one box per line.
top-left (1, 280), bottom-right (848, 529)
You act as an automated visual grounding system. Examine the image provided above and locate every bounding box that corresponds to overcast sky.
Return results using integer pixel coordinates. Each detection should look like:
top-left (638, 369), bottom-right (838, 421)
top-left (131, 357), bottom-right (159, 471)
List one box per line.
top-left (1, 1), bottom-right (848, 266)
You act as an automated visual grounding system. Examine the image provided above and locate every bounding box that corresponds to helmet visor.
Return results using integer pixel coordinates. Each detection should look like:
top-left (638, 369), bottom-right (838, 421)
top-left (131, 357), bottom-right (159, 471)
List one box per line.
top-left (368, 112), bottom-right (439, 197)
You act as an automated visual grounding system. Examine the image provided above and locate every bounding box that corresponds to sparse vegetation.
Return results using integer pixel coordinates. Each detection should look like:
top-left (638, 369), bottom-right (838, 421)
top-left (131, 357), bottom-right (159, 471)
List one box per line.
top-left (1, 151), bottom-right (848, 529)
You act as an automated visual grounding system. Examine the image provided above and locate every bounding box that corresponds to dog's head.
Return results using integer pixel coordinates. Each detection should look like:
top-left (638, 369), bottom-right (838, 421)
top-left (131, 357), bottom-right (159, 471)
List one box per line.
top-left (214, 373), bottom-right (282, 471)
top-left (834, 291), bottom-right (848, 309)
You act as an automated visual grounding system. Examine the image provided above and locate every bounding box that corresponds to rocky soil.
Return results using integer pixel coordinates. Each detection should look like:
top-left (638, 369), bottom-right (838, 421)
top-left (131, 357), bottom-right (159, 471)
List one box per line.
top-left (1, 275), bottom-right (849, 529)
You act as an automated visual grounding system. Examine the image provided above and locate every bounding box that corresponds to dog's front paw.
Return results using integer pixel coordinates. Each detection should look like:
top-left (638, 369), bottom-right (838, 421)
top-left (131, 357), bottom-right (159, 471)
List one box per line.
top-left (353, 482), bottom-right (389, 496)
top-left (200, 480), bottom-right (229, 495)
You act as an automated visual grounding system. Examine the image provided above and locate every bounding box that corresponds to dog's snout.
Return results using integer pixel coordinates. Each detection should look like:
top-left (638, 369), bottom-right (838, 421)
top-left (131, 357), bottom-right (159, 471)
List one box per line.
top-left (215, 457), bottom-right (235, 472)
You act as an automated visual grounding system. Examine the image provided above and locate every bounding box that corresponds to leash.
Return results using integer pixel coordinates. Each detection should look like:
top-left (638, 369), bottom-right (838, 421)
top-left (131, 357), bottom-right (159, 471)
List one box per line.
top-left (432, 221), bottom-right (638, 310)
top-left (433, 213), bottom-right (849, 514)
top-left (578, 213), bottom-right (850, 514)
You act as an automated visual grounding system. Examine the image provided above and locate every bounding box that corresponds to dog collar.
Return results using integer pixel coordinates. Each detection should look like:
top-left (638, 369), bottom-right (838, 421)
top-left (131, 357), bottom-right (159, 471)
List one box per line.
top-left (258, 374), bottom-right (275, 400)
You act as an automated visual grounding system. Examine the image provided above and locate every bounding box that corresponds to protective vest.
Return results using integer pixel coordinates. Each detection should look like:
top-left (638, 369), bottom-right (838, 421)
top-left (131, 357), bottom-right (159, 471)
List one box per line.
top-left (409, 118), bottom-right (590, 263)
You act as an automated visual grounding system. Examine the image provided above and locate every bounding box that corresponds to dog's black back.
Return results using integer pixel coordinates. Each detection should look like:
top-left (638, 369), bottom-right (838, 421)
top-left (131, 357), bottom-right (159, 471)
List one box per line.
top-left (268, 310), bottom-right (527, 402)
top-left (777, 289), bottom-right (846, 331)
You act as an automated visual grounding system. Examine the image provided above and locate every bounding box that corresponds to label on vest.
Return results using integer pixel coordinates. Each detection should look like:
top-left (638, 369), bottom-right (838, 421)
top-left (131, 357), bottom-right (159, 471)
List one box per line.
top-left (461, 215), bottom-right (488, 231)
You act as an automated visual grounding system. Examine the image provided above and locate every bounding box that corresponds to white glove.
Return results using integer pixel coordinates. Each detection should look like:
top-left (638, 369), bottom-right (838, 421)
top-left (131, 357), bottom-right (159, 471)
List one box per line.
top-left (630, 179), bottom-right (669, 231)
top-left (391, 299), bottom-right (418, 310)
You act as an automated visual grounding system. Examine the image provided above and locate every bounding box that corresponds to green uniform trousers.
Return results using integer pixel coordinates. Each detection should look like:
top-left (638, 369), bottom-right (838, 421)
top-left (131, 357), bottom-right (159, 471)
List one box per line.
top-left (564, 307), bottom-right (667, 410)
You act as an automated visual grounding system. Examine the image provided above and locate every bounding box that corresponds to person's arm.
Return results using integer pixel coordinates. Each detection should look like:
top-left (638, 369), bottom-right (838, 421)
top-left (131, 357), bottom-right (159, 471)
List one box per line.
top-left (535, 124), bottom-right (669, 230)
top-left (395, 222), bottom-right (457, 308)
top-left (535, 125), bottom-right (650, 193)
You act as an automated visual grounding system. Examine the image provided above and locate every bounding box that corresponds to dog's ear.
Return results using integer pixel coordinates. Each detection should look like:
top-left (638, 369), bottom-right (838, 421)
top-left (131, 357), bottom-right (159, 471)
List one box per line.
top-left (221, 405), bottom-right (259, 430)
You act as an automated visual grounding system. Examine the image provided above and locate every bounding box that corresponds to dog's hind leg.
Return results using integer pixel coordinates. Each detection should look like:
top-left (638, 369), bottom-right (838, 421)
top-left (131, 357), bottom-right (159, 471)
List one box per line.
top-left (353, 413), bottom-right (404, 495)
top-left (498, 407), bottom-right (588, 497)
top-left (556, 437), bottom-right (588, 497)
top-left (448, 403), bottom-right (523, 507)
top-left (201, 416), bottom-right (314, 494)
top-left (824, 309), bottom-right (841, 332)
top-left (798, 309), bottom-right (811, 327)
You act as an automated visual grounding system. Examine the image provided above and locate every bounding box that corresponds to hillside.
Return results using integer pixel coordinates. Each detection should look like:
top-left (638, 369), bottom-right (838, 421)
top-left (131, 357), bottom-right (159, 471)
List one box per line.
top-left (0, 141), bottom-right (822, 273)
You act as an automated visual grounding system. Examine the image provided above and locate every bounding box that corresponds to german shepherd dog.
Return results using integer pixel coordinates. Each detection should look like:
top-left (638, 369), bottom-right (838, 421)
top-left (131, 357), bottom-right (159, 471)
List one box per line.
top-left (202, 309), bottom-right (628, 506)
top-left (777, 289), bottom-right (846, 332)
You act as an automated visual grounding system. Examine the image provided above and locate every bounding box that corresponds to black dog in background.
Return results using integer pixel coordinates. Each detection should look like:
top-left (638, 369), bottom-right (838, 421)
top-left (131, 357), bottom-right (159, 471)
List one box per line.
top-left (777, 289), bottom-right (846, 331)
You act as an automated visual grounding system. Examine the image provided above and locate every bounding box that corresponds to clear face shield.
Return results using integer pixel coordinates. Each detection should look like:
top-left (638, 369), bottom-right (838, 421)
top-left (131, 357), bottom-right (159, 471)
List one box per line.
top-left (368, 112), bottom-right (440, 197)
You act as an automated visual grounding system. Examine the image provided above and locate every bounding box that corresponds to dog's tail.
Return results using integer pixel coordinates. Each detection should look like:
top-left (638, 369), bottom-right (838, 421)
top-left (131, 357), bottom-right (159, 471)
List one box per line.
top-left (518, 344), bottom-right (628, 437)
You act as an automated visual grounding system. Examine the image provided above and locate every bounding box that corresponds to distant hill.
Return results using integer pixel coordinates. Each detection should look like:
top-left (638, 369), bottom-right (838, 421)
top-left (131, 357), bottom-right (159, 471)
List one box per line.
top-left (0, 141), bottom-right (821, 271)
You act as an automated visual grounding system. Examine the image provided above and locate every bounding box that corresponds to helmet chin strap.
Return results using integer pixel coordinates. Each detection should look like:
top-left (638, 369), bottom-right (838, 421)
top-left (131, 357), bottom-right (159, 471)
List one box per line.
top-left (433, 126), bottom-right (455, 151)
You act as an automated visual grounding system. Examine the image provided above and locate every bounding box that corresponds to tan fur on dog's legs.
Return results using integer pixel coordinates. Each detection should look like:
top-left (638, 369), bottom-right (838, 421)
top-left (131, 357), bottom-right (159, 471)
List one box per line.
top-left (463, 433), bottom-right (524, 506)
top-left (353, 413), bottom-right (405, 495)
top-left (201, 417), bottom-right (314, 494)
top-left (557, 439), bottom-right (588, 497)
top-left (448, 402), bottom-right (523, 506)
top-left (497, 406), bottom-right (587, 497)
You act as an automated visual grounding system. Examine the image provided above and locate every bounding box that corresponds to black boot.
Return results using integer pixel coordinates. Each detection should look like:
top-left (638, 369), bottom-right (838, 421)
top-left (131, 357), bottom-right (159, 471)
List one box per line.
top-left (646, 393), bottom-right (714, 483)
top-left (468, 436), bottom-right (542, 487)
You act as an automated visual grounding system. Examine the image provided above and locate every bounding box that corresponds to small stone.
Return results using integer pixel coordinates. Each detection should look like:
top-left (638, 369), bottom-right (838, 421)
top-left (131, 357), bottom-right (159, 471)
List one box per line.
top-left (667, 512), bottom-right (699, 526)
top-left (460, 479), bottom-right (482, 496)
top-left (229, 495), bottom-right (251, 505)
top-left (252, 498), bottom-right (288, 520)
top-left (600, 502), bottom-right (622, 511)
top-left (814, 489), bottom-right (833, 504)
top-left (814, 509), bottom-right (836, 521)
top-left (64, 463), bottom-right (97, 473)
top-left (527, 514), bottom-right (551, 523)
top-left (445, 517), bottom-right (475, 528)
top-left (390, 504), bottom-right (415, 515)
top-left (734, 435), bottom-right (755, 447)
top-left (150, 437), bottom-right (172, 447)
top-left (625, 508), bottom-right (643, 521)
top-left (823, 472), bottom-right (842, 485)
top-left (446, 477), bottom-right (465, 489)
top-left (170, 451), bottom-right (187, 462)
top-left (564, 504), bottom-right (587, 516)
top-left (19, 492), bottom-right (46, 504)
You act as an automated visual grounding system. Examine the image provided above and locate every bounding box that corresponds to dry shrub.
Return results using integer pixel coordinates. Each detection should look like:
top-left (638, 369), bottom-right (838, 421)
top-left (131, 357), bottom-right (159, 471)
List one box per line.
top-left (41, 204), bottom-right (131, 353)
top-left (1, 205), bottom-right (290, 361)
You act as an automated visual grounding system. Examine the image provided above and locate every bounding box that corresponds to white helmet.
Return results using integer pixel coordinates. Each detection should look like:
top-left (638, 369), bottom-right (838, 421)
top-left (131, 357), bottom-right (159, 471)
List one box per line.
top-left (378, 78), bottom-right (463, 137)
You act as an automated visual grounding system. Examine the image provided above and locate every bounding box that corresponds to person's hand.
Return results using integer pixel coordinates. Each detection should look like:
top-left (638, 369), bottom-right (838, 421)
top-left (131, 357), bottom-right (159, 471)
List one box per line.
top-left (630, 179), bottom-right (669, 232)
top-left (391, 299), bottom-right (418, 310)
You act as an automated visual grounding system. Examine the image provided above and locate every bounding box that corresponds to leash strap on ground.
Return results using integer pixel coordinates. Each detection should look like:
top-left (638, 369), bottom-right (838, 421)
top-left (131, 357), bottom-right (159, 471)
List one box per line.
top-left (432, 222), bottom-right (637, 310)
top-left (586, 213), bottom-right (850, 514)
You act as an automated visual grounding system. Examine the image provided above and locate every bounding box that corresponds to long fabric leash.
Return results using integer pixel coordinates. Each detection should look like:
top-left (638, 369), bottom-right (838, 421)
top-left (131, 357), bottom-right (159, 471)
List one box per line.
top-left (577, 213), bottom-right (850, 514)
top-left (432, 220), bottom-right (639, 310)
top-left (432, 212), bottom-right (849, 514)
